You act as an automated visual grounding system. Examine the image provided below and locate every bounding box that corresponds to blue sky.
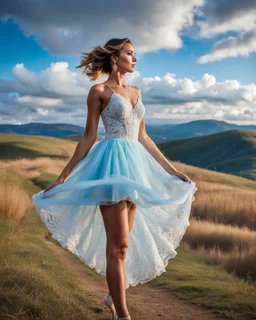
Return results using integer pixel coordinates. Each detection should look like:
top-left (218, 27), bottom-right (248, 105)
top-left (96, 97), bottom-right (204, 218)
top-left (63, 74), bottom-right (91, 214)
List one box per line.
top-left (0, 0), bottom-right (256, 126)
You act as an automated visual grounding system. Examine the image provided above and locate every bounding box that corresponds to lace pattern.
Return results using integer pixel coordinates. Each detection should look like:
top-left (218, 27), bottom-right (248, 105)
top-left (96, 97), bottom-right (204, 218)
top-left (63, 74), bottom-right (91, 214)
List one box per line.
top-left (31, 84), bottom-right (198, 289)
top-left (34, 187), bottom-right (197, 289)
top-left (101, 93), bottom-right (145, 141)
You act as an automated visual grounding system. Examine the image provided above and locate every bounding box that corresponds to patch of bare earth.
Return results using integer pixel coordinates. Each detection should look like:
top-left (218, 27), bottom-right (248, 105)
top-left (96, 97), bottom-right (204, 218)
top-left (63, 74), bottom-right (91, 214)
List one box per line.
top-left (42, 235), bottom-right (229, 320)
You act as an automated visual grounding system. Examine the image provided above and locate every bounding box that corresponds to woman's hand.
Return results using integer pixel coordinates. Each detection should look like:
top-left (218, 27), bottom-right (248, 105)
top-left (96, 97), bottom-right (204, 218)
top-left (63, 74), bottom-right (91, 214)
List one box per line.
top-left (172, 170), bottom-right (192, 183)
top-left (44, 180), bottom-right (63, 193)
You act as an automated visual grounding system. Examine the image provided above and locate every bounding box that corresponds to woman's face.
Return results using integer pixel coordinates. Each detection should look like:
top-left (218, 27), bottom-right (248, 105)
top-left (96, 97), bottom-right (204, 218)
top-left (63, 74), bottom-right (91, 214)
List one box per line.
top-left (114, 43), bottom-right (137, 73)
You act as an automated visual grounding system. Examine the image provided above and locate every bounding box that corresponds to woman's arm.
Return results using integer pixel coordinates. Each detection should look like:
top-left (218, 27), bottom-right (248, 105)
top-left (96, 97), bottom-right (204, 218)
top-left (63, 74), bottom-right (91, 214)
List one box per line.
top-left (56, 85), bottom-right (102, 183)
top-left (137, 88), bottom-right (192, 183)
top-left (138, 116), bottom-right (178, 175)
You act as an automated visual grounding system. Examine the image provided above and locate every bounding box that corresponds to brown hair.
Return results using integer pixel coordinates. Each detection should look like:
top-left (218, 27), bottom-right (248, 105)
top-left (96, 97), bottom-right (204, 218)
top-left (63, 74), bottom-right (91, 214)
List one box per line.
top-left (76, 38), bottom-right (132, 81)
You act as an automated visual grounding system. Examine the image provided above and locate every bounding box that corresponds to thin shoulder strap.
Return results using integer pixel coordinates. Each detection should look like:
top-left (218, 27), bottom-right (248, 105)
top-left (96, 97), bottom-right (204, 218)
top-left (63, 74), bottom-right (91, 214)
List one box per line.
top-left (130, 86), bottom-right (139, 98)
top-left (105, 84), bottom-right (115, 93)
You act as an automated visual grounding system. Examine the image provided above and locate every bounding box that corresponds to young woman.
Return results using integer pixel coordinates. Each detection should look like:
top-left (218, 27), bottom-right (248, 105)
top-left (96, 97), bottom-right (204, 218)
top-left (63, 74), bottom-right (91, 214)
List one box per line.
top-left (32, 38), bottom-right (198, 320)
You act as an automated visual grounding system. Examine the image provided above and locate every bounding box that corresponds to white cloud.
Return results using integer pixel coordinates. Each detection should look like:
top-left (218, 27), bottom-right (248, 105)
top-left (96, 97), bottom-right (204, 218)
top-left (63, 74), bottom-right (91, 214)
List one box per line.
top-left (0, 0), bottom-right (204, 55)
top-left (195, 0), bottom-right (256, 63)
top-left (0, 0), bottom-right (255, 125)
top-left (138, 72), bottom-right (256, 124)
top-left (12, 64), bottom-right (37, 87)
top-left (37, 108), bottom-right (49, 115)
top-left (2, 0), bottom-right (255, 66)
top-left (197, 10), bottom-right (256, 39)
top-left (198, 28), bottom-right (256, 63)
top-left (16, 95), bottom-right (62, 108)
top-left (12, 62), bottom-right (87, 97)
top-left (178, 78), bottom-right (200, 95)
top-left (1, 61), bottom-right (256, 125)
top-left (201, 73), bottom-right (216, 87)
top-left (39, 62), bottom-right (87, 96)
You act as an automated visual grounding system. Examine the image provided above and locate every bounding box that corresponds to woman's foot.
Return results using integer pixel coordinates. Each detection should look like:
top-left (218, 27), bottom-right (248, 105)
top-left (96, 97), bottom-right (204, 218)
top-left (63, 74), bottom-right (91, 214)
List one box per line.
top-left (103, 292), bottom-right (118, 320)
top-left (117, 315), bottom-right (131, 320)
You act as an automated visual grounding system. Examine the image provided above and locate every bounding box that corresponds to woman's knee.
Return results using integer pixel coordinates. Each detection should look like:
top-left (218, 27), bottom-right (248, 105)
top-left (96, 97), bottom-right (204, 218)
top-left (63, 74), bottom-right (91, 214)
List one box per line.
top-left (108, 241), bottom-right (129, 261)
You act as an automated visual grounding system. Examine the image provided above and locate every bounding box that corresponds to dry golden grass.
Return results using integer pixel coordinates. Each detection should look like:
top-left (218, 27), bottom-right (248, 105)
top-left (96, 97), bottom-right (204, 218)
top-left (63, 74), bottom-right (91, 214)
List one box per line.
top-left (1, 135), bottom-right (256, 318)
top-left (182, 236), bottom-right (256, 282)
top-left (184, 218), bottom-right (256, 283)
top-left (0, 183), bottom-right (31, 222)
top-left (167, 162), bottom-right (256, 282)
top-left (0, 153), bottom-right (256, 283)
top-left (0, 168), bottom-right (32, 222)
top-left (0, 156), bottom-right (68, 180)
top-left (0, 156), bottom-right (68, 222)
top-left (185, 218), bottom-right (256, 252)
top-left (191, 181), bottom-right (256, 230)
top-left (176, 161), bottom-right (256, 189)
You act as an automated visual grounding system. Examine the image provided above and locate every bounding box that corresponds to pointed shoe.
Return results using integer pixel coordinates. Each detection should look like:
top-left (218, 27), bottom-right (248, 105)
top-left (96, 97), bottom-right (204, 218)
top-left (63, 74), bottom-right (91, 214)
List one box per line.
top-left (103, 292), bottom-right (118, 320)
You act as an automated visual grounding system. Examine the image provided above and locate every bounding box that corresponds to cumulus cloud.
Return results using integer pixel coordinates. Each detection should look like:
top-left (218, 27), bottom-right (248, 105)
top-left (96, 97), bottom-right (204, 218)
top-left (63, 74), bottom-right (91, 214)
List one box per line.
top-left (196, 0), bottom-right (256, 38)
top-left (195, 0), bottom-right (256, 62)
top-left (0, 0), bottom-right (255, 124)
top-left (197, 28), bottom-right (256, 63)
top-left (133, 72), bottom-right (256, 124)
top-left (12, 64), bottom-right (37, 87)
top-left (0, 61), bottom-right (141, 126)
top-left (1, 0), bottom-right (254, 65)
top-left (0, 0), bottom-right (204, 55)
top-left (16, 95), bottom-right (62, 108)
top-left (140, 72), bottom-right (249, 104)
top-left (12, 62), bottom-right (87, 97)
top-left (0, 62), bottom-right (256, 126)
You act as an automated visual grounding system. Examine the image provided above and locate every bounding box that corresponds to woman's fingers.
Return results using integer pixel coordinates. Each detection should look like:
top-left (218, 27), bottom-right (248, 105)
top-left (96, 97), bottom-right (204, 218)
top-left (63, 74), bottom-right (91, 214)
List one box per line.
top-left (44, 181), bottom-right (63, 193)
top-left (175, 171), bottom-right (192, 183)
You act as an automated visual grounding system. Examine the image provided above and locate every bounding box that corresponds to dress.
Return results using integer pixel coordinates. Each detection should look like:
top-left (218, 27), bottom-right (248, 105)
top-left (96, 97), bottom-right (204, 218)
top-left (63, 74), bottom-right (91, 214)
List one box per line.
top-left (31, 84), bottom-right (198, 289)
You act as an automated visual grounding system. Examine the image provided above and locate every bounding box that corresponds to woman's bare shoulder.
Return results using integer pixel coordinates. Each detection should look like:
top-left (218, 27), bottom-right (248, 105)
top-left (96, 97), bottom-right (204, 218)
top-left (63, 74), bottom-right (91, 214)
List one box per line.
top-left (89, 83), bottom-right (106, 94)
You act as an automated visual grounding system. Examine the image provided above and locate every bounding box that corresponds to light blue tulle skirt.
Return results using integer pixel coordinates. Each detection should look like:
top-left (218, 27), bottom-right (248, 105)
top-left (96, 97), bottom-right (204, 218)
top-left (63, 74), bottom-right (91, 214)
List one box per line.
top-left (32, 137), bottom-right (198, 289)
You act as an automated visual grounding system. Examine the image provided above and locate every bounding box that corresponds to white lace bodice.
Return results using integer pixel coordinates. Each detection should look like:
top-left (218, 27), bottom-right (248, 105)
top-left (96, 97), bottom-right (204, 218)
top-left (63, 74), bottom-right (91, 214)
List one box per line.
top-left (101, 86), bottom-right (145, 141)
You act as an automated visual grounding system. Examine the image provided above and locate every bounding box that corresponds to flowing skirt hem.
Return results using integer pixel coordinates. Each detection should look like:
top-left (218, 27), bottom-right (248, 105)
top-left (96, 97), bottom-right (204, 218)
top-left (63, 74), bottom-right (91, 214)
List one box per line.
top-left (42, 214), bottom-right (189, 289)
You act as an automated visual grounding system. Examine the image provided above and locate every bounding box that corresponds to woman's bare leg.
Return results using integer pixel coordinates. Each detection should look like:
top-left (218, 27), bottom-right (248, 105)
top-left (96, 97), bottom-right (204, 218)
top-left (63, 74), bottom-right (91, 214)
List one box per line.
top-left (127, 201), bottom-right (137, 232)
top-left (100, 200), bottom-right (129, 317)
top-left (123, 201), bottom-right (136, 287)
top-left (107, 201), bottom-right (137, 292)
top-left (99, 200), bottom-right (136, 318)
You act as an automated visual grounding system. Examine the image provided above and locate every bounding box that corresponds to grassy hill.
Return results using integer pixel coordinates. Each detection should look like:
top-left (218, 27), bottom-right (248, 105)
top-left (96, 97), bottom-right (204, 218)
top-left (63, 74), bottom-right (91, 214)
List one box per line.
top-left (2, 129), bottom-right (256, 182)
top-left (0, 122), bottom-right (84, 137)
top-left (158, 129), bottom-right (256, 180)
top-left (0, 133), bottom-right (77, 160)
top-left (60, 134), bottom-right (104, 142)
top-left (0, 132), bottom-right (256, 319)
top-left (2, 120), bottom-right (256, 143)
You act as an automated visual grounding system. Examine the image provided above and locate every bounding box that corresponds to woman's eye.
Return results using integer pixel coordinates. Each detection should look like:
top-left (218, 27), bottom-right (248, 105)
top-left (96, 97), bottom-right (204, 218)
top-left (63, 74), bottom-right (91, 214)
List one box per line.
top-left (128, 52), bottom-right (136, 58)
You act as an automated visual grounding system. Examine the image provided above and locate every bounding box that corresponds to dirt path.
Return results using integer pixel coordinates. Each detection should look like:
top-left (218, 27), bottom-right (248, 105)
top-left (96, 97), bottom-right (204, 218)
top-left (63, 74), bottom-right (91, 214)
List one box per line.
top-left (42, 235), bottom-right (229, 320)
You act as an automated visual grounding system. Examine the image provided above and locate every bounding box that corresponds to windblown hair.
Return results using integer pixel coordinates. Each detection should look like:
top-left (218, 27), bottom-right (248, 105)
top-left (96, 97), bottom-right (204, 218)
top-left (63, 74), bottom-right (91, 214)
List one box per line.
top-left (76, 38), bottom-right (132, 81)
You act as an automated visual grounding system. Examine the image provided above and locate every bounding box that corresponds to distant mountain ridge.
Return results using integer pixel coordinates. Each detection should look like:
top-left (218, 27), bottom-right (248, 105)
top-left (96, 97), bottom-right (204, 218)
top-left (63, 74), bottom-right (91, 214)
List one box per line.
top-left (146, 119), bottom-right (256, 142)
top-left (0, 122), bottom-right (84, 137)
top-left (1, 128), bottom-right (255, 181)
top-left (0, 120), bottom-right (255, 142)
top-left (158, 129), bottom-right (256, 181)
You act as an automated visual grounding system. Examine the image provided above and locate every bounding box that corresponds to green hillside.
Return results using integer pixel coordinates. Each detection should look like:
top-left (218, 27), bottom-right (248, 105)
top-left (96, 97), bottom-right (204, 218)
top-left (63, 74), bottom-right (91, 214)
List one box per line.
top-left (1, 130), bottom-right (256, 181)
top-left (0, 133), bottom-right (77, 160)
top-left (1, 131), bottom-right (256, 319)
top-left (61, 134), bottom-right (104, 142)
top-left (158, 129), bottom-right (256, 180)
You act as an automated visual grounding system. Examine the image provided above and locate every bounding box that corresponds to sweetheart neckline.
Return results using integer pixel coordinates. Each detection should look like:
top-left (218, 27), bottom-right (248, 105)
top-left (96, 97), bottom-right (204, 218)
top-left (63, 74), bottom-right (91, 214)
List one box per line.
top-left (101, 92), bottom-right (142, 115)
